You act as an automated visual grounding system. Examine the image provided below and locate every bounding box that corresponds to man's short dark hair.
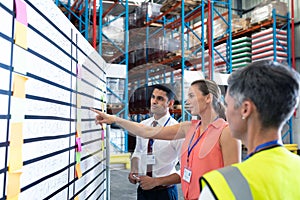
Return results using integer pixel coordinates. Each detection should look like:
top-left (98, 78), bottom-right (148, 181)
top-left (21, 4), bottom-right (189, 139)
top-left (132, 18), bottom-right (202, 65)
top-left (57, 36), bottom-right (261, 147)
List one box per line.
top-left (152, 84), bottom-right (175, 101)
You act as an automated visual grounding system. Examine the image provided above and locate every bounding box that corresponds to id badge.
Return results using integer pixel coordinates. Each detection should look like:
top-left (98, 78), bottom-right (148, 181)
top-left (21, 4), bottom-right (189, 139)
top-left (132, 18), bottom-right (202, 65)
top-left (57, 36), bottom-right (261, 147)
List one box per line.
top-left (146, 154), bottom-right (156, 165)
top-left (183, 167), bottom-right (192, 183)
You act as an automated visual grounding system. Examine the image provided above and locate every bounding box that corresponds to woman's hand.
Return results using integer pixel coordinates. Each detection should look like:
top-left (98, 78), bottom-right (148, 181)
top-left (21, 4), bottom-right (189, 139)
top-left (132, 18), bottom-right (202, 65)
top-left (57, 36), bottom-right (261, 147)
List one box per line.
top-left (90, 108), bottom-right (117, 125)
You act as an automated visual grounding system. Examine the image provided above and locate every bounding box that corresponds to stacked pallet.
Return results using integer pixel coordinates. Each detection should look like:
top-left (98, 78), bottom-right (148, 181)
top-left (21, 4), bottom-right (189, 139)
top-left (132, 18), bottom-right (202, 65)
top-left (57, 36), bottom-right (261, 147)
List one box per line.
top-left (232, 36), bottom-right (252, 70)
top-left (214, 43), bottom-right (227, 73)
top-left (252, 28), bottom-right (287, 63)
top-left (160, 0), bottom-right (199, 14)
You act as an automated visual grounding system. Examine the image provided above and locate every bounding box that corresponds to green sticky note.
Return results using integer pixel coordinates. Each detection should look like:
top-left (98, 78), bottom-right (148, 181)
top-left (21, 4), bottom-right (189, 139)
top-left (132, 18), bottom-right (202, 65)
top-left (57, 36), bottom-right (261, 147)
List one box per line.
top-left (76, 152), bottom-right (81, 163)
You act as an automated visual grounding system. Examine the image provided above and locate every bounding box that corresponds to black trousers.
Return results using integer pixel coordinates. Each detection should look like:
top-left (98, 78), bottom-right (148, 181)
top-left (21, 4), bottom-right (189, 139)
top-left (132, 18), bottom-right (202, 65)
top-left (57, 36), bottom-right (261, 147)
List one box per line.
top-left (137, 185), bottom-right (178, 200)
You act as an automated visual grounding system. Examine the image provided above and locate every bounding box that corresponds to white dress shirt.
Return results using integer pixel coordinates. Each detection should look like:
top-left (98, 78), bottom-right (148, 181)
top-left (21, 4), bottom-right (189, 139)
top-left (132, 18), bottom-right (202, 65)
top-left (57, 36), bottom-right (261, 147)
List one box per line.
top-left (131, 113), bottom-right (184, 177)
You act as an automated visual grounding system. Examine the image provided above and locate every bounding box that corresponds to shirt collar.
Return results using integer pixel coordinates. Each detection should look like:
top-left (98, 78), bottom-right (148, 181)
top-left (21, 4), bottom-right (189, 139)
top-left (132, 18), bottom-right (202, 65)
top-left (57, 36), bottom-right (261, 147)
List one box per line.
top-left (153, 113), bottom-right (171, 126)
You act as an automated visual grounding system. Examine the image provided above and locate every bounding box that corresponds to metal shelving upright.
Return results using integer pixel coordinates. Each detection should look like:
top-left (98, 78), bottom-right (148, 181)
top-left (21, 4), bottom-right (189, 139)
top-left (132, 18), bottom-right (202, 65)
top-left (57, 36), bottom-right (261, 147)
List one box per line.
top-left (99, 0), bottom-right (130, 152)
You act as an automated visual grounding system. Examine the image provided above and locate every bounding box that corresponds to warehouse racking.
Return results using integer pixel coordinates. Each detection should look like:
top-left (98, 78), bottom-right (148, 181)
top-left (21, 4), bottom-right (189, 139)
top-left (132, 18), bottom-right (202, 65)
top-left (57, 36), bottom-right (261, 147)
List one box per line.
top-left (55, 0), bottom-right (297, 149)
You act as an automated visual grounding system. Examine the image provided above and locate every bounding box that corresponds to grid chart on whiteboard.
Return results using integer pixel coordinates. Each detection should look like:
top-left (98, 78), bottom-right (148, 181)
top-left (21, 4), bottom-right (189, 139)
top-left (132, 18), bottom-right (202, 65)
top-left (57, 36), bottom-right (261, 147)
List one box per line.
top-left (0, 0), bottom-right (107, 199)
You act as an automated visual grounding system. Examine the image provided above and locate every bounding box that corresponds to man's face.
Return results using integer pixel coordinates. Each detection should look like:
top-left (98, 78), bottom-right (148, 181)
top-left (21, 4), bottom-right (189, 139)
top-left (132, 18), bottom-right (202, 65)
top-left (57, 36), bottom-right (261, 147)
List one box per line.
top-left (225, 92), bottom-right (245, 140)
top-left (150, 88), bottom-right (172, 116)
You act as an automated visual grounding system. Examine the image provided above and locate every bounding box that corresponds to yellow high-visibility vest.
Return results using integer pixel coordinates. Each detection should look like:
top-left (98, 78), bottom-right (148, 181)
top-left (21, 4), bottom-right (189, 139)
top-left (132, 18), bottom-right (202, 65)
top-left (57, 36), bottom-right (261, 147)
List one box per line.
top-left (200, 146), bottom-right (300, 200)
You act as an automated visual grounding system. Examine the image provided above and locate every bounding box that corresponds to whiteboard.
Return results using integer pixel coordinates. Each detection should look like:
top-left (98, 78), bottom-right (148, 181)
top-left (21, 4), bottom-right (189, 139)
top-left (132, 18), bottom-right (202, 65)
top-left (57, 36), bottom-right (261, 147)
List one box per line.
top-left (0, 0), bottom-right (107, 199)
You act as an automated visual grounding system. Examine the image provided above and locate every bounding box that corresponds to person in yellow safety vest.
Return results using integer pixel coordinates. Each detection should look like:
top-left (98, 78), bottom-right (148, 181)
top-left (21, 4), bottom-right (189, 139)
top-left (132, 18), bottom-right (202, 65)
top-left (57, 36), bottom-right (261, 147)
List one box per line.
top-left (199, 60), bottom-right (300, 200)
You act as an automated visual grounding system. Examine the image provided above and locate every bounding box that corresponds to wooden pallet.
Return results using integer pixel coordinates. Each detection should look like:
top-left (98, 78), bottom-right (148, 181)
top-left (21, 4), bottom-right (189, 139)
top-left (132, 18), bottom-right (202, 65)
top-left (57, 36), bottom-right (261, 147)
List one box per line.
top-left (250, 17), bottom-right (287, 27)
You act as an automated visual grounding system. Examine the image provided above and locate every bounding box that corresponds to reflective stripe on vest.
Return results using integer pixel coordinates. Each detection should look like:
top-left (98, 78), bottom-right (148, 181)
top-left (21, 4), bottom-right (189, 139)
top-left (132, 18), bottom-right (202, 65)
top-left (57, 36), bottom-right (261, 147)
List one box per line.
top-left (218, 166), bottom-right (253, 200)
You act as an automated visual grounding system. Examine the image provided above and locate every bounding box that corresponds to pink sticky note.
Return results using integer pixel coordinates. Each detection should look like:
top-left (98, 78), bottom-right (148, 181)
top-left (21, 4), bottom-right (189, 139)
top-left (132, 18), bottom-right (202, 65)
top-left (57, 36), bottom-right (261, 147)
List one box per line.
top-left (15, 0), bottom-right (28, 25)
top-left (101, 130), bottom-right (104, 140)
top-left (76, 64), bottom-right (82, 79)
top-left (76, 137), bottom-right (82, 152)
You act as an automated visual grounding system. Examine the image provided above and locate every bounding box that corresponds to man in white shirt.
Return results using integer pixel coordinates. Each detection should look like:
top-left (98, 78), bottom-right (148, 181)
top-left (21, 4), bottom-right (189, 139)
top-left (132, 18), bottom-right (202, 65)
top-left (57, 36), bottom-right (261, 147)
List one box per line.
top-left (128, 84), bottom-right (183, 200)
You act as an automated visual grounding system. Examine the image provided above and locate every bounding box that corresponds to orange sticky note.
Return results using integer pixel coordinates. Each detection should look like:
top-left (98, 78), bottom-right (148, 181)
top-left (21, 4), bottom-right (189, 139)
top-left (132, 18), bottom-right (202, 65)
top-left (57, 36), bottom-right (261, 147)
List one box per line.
top-left (13, 73), bottom-right (27, 98)
top-left (7, 171), bottom-right (22, 199)
top-left (14, 20), bottom-right (28, 49)
top-left (75, 163), bottom-right (82, 178)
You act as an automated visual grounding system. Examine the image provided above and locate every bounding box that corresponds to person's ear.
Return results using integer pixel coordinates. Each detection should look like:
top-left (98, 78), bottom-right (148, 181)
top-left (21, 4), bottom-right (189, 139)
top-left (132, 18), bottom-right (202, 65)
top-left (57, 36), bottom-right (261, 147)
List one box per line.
top-left (168, 99), bottom-right (175, 107)
top-left (240, 100), bottom-right (252, 120)
top-left (206, 93), bottom-right (213, 104)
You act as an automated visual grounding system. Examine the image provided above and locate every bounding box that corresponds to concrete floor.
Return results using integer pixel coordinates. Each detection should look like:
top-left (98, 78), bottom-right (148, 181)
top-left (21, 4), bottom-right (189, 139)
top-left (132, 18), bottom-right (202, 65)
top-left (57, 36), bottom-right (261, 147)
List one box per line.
top-left (110, 168), bottom-right (184, 200)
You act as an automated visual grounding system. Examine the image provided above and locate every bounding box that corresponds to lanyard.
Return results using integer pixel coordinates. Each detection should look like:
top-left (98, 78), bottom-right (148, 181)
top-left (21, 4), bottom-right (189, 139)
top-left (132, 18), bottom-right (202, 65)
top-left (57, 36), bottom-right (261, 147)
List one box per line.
top-left (244, 139), bottom-right (282, 160)
top-left (149, 117), bottom-right (171, 147)
top-left (187, 122), bottom-right (203, 164)
top-left (163, 117), bottom-right (171, 127)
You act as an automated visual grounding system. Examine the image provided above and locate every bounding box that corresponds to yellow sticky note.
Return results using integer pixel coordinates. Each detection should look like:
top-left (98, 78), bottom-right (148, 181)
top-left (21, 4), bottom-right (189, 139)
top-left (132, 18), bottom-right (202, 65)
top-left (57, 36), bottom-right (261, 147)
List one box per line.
top-left (101, 140), bottom-right (105, 151)
top-left (76, 122), bottom-right (81, 138)
top-left (101, 102), bottom-right (105, 111)
top-left (76, 130), bottom-right (81, 138)
top-left (74, 196), bottom-right (79, 200)
top-left (14, 20), bottom-right (28, 49)
top-left (7, 171), bottom-right (22, 199)
top-left (9, 123), bottom-right (23, 172)
top-left (13, 73), bottom-right (28, 98)
top-left (9, 147), bottom-right (23, 172)
top-left (10, 122), bottom-right (23, 147)
top-left (77, 109), bottom-right (81, 122)
top-left (75, 163), bottom-right (82, 178)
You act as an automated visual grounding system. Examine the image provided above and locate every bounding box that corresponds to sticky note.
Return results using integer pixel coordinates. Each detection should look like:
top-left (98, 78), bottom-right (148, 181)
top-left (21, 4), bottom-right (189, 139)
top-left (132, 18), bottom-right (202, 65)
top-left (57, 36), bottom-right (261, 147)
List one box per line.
top-left (75, 130), bottom-right (81, 138)
top-left (102, 140), bottom-right (105, 151)
top-left (74, 196), bottom-right (79, 200)
top-left (9, 123), bottom-right (23, 147)
top-left (7, 171), bottom-right (22, 199)
top-left (75, 163), bottom-right (82, 178)
top-left (76, 128), bottom-right (81, 137)
top-left (101, 130), bottom-right (104, 140)
top-left (13, 73), bottom-right (27, 98)
top-left (14, 0), bottom-right (28, 25)
top-left (76, 137), bottom-right (82, 152)
top-left (76, 94), bottom-right (81, 108)
top-left (8, 147), bottom-right (23, 172)
top-left (101, 102), bottom-right (105, 112)
top-left (77, 79), bottom-right (82, 92)
top-left (14, 21), bottom-right (28, 49)
top-left (76, 152), bottom-right (81, 163)
top-left (76, 64), bottom-right (82, 79)
top-left (10, 97), bottom-right (26, 123)
top-left (9, 123), bottom-right (23, 172)
top-left (77, 109), bottom-right (81, 122)
top-left (76, 123), bottom-right (81, 138)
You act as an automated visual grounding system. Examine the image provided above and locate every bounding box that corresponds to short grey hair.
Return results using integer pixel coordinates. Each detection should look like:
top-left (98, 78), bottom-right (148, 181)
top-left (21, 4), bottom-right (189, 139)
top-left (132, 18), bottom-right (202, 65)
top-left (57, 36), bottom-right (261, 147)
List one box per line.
top-left (227, 60), bottom-right (300, 128)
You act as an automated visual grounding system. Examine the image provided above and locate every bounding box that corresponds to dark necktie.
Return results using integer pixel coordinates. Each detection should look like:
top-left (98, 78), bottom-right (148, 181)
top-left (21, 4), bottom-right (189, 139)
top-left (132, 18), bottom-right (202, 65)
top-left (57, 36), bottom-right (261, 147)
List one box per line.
top-left (147, 120), bottom-right (158, 177)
